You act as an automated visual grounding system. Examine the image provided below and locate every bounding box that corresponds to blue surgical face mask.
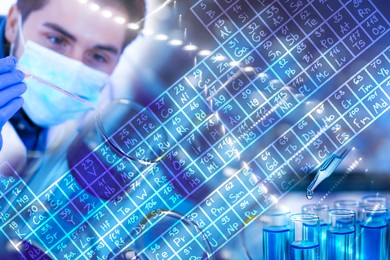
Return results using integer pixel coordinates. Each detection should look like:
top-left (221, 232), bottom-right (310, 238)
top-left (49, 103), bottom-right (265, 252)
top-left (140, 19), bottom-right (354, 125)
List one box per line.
top-left (16, 16), bottom-right (109, 127)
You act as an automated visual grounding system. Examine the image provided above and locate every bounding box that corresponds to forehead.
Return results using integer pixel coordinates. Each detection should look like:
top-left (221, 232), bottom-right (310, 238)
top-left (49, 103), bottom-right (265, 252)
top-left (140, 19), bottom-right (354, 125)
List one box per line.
top-left (23, 0), bottom-right (128, 47)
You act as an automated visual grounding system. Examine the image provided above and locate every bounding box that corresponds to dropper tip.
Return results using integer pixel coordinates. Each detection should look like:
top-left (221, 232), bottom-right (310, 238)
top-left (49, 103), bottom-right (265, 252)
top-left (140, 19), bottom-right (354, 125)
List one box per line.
top-left (306, 190), bottom-right (313, 200)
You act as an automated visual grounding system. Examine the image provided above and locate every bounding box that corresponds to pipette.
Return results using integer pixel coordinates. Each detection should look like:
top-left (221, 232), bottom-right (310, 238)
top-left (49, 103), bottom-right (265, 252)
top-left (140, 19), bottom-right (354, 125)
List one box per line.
top-left (16, 65), bottom-right (101, 111)
top-left (306, 147), bottom-right (352, 200)
top-left (17, 65), bottom-right (171, 165)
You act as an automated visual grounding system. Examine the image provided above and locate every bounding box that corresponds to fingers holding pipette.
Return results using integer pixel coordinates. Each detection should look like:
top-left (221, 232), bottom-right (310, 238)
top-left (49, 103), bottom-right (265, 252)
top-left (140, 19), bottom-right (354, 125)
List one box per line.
top-left (0, 56), bottom-right (27, 149)
top-left (0, 56), bottom-right (26, 116)
top-left (0, 56), bottom-right (26, 89)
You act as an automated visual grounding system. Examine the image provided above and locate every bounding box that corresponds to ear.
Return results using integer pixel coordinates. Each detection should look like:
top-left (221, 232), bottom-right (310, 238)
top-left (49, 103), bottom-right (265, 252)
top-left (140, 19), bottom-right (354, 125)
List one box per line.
top-left (5, 5), bottom-right (20, 44)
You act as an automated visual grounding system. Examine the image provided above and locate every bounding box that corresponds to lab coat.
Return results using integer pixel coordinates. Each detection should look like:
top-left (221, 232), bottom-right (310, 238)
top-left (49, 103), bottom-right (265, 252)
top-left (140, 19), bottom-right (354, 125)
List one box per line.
top-left (0, 112), bottom-right (78, 179)
top-left (0, 82), bottom-right (114, 185)
top-left (0, 122), bottom-right (27, 171)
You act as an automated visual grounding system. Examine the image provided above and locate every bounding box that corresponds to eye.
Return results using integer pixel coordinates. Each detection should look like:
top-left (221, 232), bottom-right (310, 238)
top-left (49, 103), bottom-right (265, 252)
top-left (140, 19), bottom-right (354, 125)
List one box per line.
top-left (85, 51), bottom-right (111, 66)
top-left (48, 35), bottom-right (62, 44)
top-left (84, 49), bottom-right (118, 72)
top-left (90, 53), bottom-right (107, 63)
top-left (45, 35), bottom-right (70, 51)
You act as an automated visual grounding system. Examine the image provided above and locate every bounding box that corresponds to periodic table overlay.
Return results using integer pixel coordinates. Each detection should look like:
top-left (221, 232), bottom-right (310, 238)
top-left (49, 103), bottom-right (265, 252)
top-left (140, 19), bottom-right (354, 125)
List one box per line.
top-left (0, 0), bottom-right (389, 259)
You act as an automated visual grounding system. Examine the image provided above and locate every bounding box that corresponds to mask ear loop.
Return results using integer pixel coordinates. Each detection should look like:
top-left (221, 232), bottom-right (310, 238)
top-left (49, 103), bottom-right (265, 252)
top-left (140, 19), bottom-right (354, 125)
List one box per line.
top-left (17, 14), bottom-right (26, 46)
top-left (9, 42), bottom-right (15, 56)
top-left (10, 14), bottom-right (26, 56)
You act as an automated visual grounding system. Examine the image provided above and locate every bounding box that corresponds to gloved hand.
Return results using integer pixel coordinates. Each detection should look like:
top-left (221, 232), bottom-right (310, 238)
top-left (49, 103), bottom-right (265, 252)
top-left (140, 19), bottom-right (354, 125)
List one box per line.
top-left (0, 56), bottom-right (27, 150)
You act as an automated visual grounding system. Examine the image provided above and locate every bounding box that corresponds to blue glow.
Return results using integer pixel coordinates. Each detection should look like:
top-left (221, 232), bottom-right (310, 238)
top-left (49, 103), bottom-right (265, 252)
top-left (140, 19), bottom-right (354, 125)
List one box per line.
top-left (290, 242), bottom-right (319, 260)
top-left (359, 224), bottom-right (388, 260)
top-left (327, 229), bottom-right (355, 260)
top-left (263, 226), bottom-right (289, 260)
top-left (0, 0), bottom-right (389, 259)
top-left (319, 224), bottom-right (328, 260)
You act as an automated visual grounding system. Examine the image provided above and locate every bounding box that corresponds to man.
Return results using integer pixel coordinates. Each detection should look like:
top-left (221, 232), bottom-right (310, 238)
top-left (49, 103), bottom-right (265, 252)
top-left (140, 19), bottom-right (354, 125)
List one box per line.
top-left (0, 1), bottom-right (146, 257)
top-left (0, 0), bottom-right (145, 169)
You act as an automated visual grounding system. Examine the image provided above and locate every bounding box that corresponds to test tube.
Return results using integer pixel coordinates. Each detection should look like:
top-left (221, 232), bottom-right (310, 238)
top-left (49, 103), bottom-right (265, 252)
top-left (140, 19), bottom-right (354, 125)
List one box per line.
top-left (334, 200), bottom-right (361, 217)
top-left (327, 209), bottom-right (356, 260)
top-left (289, 213), bottom-right (320, 260)
top-left (334, 199), bottom-right (361, 259)
top-left (361, 195), bottom-right (388, 260)
top-left (301, 204), bottom-right (328, 260)
top-left (362, 195), bottom-right (388, 209)
top-left (260, 205), bottom-right (290, 260)
top-left (359, 207), bottom-right (388, 260)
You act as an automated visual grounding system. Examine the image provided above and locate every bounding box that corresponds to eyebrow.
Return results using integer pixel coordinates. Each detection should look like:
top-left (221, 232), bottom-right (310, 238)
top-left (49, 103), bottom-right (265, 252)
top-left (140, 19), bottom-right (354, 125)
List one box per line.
top-left (43, 22), bottom-right (119, 55)
top-left (43, 22), bottom-right (76, 42)
top-left (93, 44), bottom-right (119, 55)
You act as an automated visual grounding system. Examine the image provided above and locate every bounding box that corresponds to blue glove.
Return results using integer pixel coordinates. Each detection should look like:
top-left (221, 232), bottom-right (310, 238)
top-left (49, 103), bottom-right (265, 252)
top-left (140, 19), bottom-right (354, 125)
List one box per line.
top-left (0, 56), bottom-right (27, 150)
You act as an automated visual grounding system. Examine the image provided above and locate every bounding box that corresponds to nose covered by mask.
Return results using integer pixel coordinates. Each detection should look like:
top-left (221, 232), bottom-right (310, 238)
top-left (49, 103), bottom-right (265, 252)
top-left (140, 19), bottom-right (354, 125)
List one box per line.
top-left (17, 19), bottom-right (109, 127)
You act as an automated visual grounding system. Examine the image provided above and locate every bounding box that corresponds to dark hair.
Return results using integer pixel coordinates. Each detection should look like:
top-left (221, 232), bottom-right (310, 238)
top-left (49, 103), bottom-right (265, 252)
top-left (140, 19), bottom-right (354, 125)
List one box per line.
top-left (16, 0), bottom-right (146, 47)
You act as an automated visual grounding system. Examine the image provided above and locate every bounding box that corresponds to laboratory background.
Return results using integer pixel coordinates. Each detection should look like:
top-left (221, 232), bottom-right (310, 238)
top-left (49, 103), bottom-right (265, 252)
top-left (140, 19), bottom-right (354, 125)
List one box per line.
top-left (0, 0), bottom-right (390, 259)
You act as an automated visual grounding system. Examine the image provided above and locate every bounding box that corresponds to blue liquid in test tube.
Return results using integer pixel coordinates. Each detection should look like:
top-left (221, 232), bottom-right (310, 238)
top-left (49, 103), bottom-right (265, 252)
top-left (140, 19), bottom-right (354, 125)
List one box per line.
top-left (261, 205), bottom-right (290, 260)
top-left (327, 230), bottom-right (356, 260)
top-left (289, 213), bottom-right (320, 260)
top-left (327, 209), bottom-right (356, 260)
top-left (302, 204), bottom-right (329, 260)
top-left (359, 207), bottom-right (388, 260)
top-left (318, 224), bottom-right (327, 259)
top-left (334, 199), bottom-right (361, 259)
top-left (263, 226), bottom-right (290, 260)
top-left (290, 243), bottom-right (319, 260)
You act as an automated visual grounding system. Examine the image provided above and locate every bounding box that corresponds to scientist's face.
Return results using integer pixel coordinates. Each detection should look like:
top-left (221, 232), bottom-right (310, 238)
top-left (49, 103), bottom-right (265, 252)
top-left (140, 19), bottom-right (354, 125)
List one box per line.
top-left (5, 0), bottom-right (129, 74)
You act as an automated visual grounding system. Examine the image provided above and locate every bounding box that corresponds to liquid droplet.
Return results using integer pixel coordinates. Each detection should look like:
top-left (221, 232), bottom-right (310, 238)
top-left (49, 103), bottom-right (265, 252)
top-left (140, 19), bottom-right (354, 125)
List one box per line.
top-left (306, 189), bottom-right (313, 200)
